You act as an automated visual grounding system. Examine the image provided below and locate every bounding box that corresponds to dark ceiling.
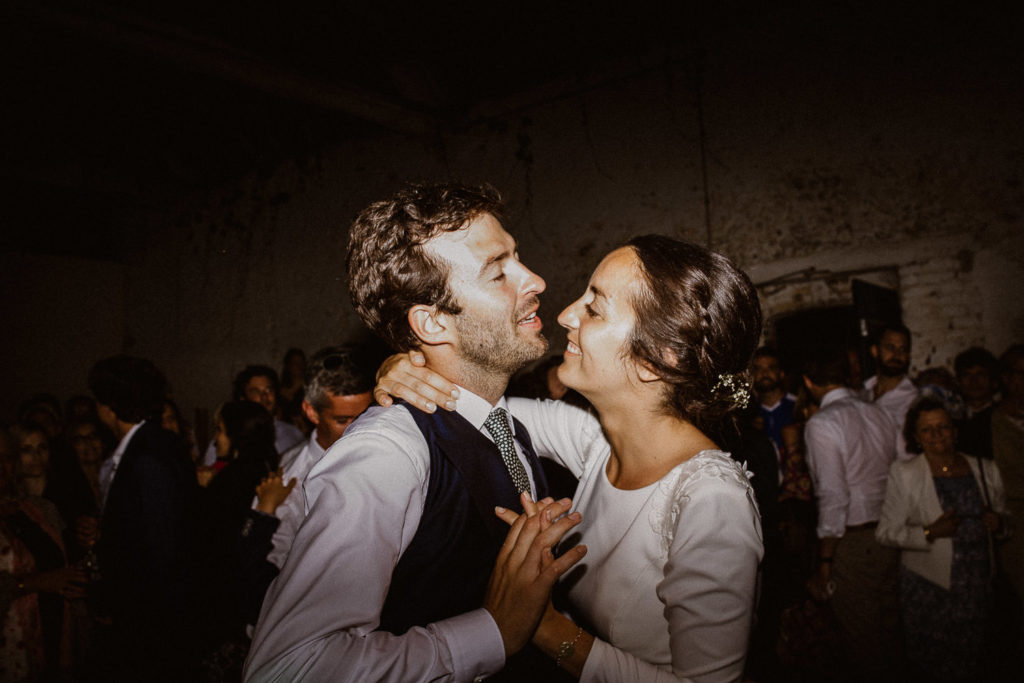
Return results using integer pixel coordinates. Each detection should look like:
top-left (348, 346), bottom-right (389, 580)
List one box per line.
top-left (5, 1), bottom-right (716, 260)
top-left (3, 1), bottom-right (1016, 261)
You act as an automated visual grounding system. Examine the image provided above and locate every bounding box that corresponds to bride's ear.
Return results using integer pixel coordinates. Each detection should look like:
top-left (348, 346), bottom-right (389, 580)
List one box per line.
top-left (636, 360), bottom-right (661, 383)
top-left (408, 305), bottom-right (452, 346)
top-left (635, 346), bottom-right (675, 383)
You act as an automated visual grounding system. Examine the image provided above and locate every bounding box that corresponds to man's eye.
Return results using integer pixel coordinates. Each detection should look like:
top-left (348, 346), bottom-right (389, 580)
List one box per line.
top-left (585, 304), bottom-right (600, 318)
top-left (493, 273), bottom-right (506, 282)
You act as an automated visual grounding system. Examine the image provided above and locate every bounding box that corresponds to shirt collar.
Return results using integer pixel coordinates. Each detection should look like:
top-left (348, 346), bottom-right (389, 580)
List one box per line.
top-left (863, 375), bottom-right (914, 392)
top-left (453, 385), bottom-right (514, 435)
top-left (307, 433), bottom-right (326, 461)
top-left (820, 387), bottom-right (855, 408)
top-left (111, 419), bottom-right (145, 467)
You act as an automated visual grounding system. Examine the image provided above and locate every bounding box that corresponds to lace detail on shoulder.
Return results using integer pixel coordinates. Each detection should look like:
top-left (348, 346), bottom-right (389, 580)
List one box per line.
top-left (649, 450), bottom-right (760, 555)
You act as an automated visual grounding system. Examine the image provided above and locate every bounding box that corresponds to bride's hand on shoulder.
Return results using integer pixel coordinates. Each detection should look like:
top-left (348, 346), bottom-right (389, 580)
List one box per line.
top-left (373, 351), bottom-right (459, 413)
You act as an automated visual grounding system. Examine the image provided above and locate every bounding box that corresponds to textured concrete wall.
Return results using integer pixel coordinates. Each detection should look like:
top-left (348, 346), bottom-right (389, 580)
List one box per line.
top-left (1, 252), bottom-right (125, 421)
top-left (113, 24), bottom-right (1024, 426)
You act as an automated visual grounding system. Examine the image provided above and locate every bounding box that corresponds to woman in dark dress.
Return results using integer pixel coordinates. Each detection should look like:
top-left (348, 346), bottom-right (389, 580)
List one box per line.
top-left (198, 401), bottom-right (281, 680)
top-left (2, 425), bottom-right (87, 682)
top-left (877, 398), bottom-right (1010, 681)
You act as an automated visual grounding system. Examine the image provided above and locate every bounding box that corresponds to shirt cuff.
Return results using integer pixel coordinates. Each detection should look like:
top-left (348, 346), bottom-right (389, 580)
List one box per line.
top-left (578, 636), bottom-right (607, 682)
top-left (431, 608), bottom-right (505, 682)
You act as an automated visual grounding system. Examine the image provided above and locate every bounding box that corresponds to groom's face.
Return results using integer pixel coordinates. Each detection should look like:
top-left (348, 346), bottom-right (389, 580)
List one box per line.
top-left (425, 213), bottom-right (549, 374)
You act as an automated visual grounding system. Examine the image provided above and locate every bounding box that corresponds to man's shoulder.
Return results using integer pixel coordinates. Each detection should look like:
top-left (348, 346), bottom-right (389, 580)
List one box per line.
top-left (344, 402), bottom-right (419, 435)
top-left (320, 404), bottom-right (428, 466)
top-left (125, 421), bottom-right (188, 460)
top-left (305, 404), bottom-right (431, 505)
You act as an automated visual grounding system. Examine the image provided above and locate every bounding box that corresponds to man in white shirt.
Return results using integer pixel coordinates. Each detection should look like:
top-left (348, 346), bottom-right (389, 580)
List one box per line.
top-left (245, 183), bottom-right (585, 682)
top-left (261, 344), bottom-right (375, 569)
top-left (803, 348), bottom-right (900, 680)
top-left (862, 323), bottom-right (919, 460)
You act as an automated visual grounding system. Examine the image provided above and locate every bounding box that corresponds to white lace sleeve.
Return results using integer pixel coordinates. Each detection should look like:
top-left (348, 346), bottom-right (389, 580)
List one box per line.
top-left (507, 397), bottom-right (605, 478)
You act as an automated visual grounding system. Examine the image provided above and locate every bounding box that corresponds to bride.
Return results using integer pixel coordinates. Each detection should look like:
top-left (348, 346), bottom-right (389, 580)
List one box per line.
top-left (378, 235), bottom-right (764, 681)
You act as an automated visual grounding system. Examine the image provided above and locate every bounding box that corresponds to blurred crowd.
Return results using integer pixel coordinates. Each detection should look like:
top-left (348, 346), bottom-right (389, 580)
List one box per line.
top-left (2, 331), bottom-right (1022, 682)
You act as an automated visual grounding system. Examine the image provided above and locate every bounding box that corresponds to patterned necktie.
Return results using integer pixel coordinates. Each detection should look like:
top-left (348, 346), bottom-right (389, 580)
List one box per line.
top-left (484, 407), bottom-right (531, 494)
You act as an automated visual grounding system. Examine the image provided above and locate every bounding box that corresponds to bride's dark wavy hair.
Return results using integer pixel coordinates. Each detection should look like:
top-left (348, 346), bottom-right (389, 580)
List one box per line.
top-left (623, 235), bottom-right (762, 432)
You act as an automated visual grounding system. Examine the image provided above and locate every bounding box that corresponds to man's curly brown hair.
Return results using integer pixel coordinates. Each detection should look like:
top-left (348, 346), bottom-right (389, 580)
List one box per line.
top-left (345, 183), bottom-right (504, 351)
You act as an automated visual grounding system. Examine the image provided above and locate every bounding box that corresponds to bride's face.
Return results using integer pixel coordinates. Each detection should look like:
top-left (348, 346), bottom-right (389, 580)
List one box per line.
top-left (556, 247), bottom-right (644, 400)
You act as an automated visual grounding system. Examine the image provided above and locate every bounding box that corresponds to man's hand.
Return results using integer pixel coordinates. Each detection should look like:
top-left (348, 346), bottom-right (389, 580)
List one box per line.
top-left (484, 493), bottom-right (587, 657)
top-left (374, 352), bottom-right (459, 413)
top-left (807, 536), bottom-right (839, 602)
top-left (806, 562), bottom-right (833, 602)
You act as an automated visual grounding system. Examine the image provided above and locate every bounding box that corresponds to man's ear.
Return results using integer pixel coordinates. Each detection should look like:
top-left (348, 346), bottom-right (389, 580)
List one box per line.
top-left (869, 344), bottom-right (879, 360)
top-left (301, 400), bottom-right (319, 427)
top-left (408, 305), bottom-right (452, 346)
top-left (802, 375), bottom-right (813, 391)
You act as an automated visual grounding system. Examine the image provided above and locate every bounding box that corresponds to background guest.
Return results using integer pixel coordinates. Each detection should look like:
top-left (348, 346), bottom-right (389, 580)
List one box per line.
top-left (991, 343), bottom-right (1024, 662)
top-left (876, 397), bottom-right (1009, 681)
top-left (1, 425), bottom-right (85, 682)
top-left (89, 354), bottom-right (200, 682)
top-left (200, 366), bottom-right (305, 466)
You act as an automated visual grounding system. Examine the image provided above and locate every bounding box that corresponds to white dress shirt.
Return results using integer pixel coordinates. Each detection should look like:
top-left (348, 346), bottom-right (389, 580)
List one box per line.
top-left (244, 388), bottom-right (534, 683)
top-left (863, 375), bottom-right (920, 461)
top-left (253, 434), bottom-right (326, 569)
top-left (99, 420), bottom-right (144, 510)
top-left (805, 387), bottom-right (898, 538)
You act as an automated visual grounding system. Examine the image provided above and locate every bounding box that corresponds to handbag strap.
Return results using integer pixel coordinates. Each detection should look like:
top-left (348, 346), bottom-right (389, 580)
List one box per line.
top-left (976, 455), bottom-right (992, 508)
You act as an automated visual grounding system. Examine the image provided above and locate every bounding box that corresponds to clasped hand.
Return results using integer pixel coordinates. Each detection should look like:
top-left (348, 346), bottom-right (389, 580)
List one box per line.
top-left (484, 493), bottom-right (587, 657)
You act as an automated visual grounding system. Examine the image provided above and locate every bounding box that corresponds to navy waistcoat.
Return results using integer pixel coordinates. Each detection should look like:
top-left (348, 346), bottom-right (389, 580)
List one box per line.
top-left (378, 402), bottom-right (550, 635)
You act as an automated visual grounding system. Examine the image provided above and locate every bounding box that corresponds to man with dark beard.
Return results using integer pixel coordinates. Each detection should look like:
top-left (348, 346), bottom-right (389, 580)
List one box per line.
top-left (752, 346), bottom-right (797, 453)
top-left (244, 184), bottom-right (586, 682)
top-left (862, 323), bottom-right (919, 460)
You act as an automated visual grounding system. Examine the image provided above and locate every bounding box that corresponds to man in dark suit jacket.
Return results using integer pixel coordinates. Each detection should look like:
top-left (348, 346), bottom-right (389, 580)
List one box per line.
top-left (89, 355), bottom-right (200, 682)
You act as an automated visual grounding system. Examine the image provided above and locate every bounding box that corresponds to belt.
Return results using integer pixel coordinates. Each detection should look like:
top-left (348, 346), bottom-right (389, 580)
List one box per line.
top-left (846, 521), bottom-right (878, 532)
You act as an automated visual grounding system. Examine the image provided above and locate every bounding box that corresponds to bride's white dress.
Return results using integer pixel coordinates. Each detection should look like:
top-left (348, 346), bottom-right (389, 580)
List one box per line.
top-left (510, 398), bottom-right (763, 683)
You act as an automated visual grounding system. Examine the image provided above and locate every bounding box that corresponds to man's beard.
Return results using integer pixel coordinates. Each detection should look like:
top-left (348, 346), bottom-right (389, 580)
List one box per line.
top-left (454, 299), bottom-right (548, 376)
top-left (754, 377), bottom-right (779, 393)
top-left (878, 359), bottom-right (909, 378)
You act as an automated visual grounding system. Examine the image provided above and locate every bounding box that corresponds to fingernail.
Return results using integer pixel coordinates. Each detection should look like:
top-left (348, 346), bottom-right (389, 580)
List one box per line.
top-left (559, 498), bottom-right (572, 506)
top-left (425, 401), bottom-right (436, 412)
top-left (495, 506), bottom-right (506, 513)
top-left (445, 400), bottom-right (457, 410)
top-left (524, 491), bottom-right (534, 502)
top-left (451, 389), bottom-right (460, 399)
top-left (569, 512), bottom-right (581, 521)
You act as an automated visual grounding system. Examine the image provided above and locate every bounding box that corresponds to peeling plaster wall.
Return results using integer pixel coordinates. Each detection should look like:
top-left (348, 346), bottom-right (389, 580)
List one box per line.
top-left (123, 41), bottom-right (1022, 425)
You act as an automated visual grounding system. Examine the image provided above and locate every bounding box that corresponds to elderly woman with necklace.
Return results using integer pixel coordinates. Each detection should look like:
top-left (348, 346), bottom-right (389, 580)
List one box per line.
top-left (876, 396), bottom-right (1010, 681)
